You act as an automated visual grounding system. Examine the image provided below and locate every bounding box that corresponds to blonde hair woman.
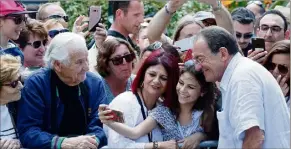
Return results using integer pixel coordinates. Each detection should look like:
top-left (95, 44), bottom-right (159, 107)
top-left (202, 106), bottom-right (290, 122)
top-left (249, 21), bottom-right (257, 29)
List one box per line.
top-left (0, 54), bottom-right (23, 149)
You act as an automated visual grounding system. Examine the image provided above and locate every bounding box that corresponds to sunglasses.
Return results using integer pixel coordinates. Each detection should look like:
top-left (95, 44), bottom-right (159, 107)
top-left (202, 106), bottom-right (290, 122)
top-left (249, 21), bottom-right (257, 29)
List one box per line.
top-left (202, 19), bottom-right (216, 27)
top-left (48, 29), bottom-right (69, 38)
top-left (26, 39), bottom-right (48, 49)
top-left (3, 15), bottom-right (27, 25)
top-left (3, 76), bottom-right (21, 88)
top-left (47, 15), bottom-right (69, 22)
top-left (110, 53), bottom-right (135, 65)
top-left (236, 32), bottom-right (253, 39)
top-left (267, 63), bottom-right (289, 74)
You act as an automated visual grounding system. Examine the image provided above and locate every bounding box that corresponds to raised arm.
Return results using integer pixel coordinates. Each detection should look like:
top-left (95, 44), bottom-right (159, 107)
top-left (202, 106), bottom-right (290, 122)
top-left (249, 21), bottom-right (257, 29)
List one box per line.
top-left (197, 0), bottom-right (234, 35)
top-left (147, 0), bottom-right (188, 43)
top-left (106, 116), bottom-right (157, 139)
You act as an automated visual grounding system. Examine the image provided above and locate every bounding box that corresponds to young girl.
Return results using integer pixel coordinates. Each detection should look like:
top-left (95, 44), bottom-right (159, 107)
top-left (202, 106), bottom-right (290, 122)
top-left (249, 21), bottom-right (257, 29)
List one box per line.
top-left (100, 60), bottom-right (218, 148)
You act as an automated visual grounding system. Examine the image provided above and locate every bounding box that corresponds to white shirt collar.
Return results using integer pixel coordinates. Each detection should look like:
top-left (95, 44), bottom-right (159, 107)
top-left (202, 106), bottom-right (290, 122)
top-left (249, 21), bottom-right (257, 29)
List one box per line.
top-left (220, 53), bottom-right (243, 91)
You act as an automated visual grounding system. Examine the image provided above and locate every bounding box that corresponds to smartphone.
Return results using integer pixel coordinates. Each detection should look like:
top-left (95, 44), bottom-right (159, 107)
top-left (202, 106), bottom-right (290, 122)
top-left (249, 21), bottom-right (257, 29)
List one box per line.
top-left (174, 36), bottom-right (196, 52)
top-left (107, 109), bottom-right (125, 123)
top-left (182, 49), bottom-right (193, 63)
top-left (88, 6), bottom-right (101, 32)
top-left (252, 38), bottom-right (265, 51)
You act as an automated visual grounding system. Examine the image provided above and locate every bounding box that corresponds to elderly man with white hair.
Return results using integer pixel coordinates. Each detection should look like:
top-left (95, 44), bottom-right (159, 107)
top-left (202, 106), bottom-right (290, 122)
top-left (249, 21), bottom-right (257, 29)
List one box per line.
top-left (16, 32), bottom-right (107, 149)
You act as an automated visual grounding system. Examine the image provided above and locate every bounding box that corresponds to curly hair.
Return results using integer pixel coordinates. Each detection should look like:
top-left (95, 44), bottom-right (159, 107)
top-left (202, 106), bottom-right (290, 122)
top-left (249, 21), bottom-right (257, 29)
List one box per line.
top-left (0, 54), bottom-right (21, 90)
top-left (96, 38), bottom-right (135, 77)
top-left (14, 19), bottom-right (47, 49)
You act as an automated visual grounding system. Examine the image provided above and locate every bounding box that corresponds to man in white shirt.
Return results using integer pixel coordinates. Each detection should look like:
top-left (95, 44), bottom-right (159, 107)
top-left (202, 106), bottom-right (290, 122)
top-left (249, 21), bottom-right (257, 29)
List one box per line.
top-left (192, 26), bottom-right (290, 148)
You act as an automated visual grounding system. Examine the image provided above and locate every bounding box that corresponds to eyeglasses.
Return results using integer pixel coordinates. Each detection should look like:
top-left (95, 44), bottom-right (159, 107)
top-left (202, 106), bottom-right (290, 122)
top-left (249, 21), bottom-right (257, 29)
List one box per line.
top-left (247, 1), bottom-right (264, 8)
top-left (2, 77), bottom-right (21, 88)
top-left (3, 15), bottom-right (27, 25)
top-left (47, 15), bottom-right (69, 22)
top-left (26, 39), bottom-right (48, 49)
top-left (267, 63), bottom-right (289, 74)
top-left (110, 53), bottom-right (135, 65)
top-left (259, 25), bottom-right (282, 33)
top-left (236, 32), bottom-right (253, 39)
top-left (48, 29), bottom-right (69, 38)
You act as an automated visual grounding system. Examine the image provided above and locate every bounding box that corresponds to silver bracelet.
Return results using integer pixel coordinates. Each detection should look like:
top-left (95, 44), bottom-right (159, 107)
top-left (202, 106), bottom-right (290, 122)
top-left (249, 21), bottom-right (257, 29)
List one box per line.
top-left (165, 4), bottom-right (175, 15)
top-left (212, 0), bottom-right (222, 12)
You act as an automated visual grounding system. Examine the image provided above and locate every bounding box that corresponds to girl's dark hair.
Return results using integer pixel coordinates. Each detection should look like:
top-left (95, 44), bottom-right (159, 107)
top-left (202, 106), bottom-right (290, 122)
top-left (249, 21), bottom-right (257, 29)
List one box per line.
top-left (172, 62), bottom-right (219, 134)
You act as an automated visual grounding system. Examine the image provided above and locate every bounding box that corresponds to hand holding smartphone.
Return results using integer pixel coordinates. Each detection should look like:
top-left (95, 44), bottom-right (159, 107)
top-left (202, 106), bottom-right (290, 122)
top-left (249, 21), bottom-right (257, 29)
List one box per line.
top-left (252, 38), bottom-right (265, 51)
top-left (88, 6), bottom-right (101, 32)
top-left (106, 109), bottom-right (125, 123)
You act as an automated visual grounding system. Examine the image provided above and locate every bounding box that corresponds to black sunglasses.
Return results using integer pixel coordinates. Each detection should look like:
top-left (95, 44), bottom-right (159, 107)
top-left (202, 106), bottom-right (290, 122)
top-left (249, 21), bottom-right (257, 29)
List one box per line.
top-left (3, 15), bottom-right (27, 25)
top-left (110, 53), bottom-right (135, 65)
top-left (48, 29), bottom-right (69, 38)
top-left (267, 63), bottom-right (289, 74)
top-left (3, 76), bottom-right (21, 88)
top-left (47, 15), bottom-right (69, 22)
top-left (236, 32), bottom-right (253, 39)
top-left (26, 39), bottom-right (48, 49)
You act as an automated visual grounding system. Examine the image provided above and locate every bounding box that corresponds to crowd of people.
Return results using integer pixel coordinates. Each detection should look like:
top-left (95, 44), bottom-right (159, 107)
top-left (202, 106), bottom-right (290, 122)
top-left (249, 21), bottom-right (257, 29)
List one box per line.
top-left (0, 0), bottom-right (290, 149)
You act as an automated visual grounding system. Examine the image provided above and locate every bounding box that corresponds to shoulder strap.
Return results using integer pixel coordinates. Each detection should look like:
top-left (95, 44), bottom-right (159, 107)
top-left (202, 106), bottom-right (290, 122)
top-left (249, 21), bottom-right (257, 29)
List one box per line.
top-left (134, 93), bottom-right (152, 142)
top-left (108, 30), bottom-right (127, 41)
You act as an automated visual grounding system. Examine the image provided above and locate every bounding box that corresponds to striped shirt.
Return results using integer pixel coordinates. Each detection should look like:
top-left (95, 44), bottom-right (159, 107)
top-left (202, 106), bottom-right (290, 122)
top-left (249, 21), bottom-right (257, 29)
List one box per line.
top-left (0, 105), bottom-right (17, 139)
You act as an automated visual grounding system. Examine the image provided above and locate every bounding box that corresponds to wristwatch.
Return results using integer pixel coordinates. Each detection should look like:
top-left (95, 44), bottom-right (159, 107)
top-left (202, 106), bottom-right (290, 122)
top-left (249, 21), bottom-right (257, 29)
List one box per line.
top-left (212, 0), bottom-right (222, 12)
top-left (165, 3), bottom-right (176, 15)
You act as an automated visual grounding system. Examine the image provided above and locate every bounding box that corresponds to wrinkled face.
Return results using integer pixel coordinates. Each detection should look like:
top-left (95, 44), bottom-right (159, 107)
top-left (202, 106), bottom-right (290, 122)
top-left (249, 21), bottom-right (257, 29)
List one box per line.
top-left (108, 44), bottom-right (133, 81)
top-left (137, 27), bottom-right (150, 51)
top-left (22, 34), bottom-right (47, 67)
top-left (268, 53), bottom-right (290, 79)
top-left (176, 72), bottom-right (201, 105)
top-left (0, 14), bottom-right (25, 40)
top-left (0, 74), bottom-right (23, 105)
top-left (234, 21), bottom-right (254, 49)
top-left (143, 64), bottom-right (168, 97)
top-left (257, 14), bottom-right (285, 52)
top-left (56, 49), bottom-right (89, 86)
top-left (192, 39), bottom-right (226, 82)
top-left (177, 23), bottom-right (202, 41)
top-left (120, 1), bottom-right (144, 34)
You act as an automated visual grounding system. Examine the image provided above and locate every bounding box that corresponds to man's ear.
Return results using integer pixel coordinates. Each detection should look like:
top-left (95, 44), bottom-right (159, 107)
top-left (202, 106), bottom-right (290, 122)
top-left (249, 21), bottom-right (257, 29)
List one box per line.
top-left (115, 9), bottom-right (123, 19)
top-left (53, 60), bottom-right (62, 72)
top-left (285, 29), bottom-right (290, 40)
top-left (219, 47), bottom-right (229, 62)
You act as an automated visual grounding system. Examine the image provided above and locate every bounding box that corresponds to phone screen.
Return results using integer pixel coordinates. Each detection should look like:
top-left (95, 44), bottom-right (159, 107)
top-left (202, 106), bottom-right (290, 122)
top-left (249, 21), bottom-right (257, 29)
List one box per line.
top-left (88, 6), bottom-right (101, 32)
top-left (108, 109), bottom-right (125, 123)
top-left (174, 36), bottom-right (196, 52)
top-left (252, 38), bottom-right (265, 51)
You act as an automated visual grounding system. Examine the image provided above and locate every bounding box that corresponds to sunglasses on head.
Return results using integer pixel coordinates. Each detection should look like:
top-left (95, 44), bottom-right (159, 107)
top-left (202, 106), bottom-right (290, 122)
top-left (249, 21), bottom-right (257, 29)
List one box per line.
top-left (236, 32), bottom-right (253, 39)
top-left (202, 19), bottom-right (216, 27)
top-left (3, 15), bottom-right (27, 25)
top-left (267, 63), bottom-right (289, 74)
top-left (110, 53), bottom-right (135, 65)
top-left (47, 15), bottom-right (69, 22)
top-left (26, 39), bottom-right (48, 49)
top-left (3, 76), bottom-right (21, 88)
top-left (48, 29), bottom-right (69, 38)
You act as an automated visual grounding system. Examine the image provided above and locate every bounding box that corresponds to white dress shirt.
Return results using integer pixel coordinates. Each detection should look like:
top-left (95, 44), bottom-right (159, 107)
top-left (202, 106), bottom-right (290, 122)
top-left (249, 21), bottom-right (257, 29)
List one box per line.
top-left (103, 91), bottom-right (163, 148)
top-left (218, 53), bottom-right (290, 148)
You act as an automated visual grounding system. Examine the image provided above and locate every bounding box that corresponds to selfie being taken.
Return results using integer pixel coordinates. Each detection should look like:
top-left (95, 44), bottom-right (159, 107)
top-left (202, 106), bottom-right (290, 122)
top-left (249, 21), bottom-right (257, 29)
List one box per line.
top-left (0, 0), bottom-right (290, 149)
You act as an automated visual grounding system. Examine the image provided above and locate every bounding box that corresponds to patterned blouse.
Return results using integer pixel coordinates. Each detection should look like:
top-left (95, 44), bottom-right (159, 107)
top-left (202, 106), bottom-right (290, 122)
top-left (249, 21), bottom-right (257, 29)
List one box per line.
top-left (149, 104), bottom-right (204, 141)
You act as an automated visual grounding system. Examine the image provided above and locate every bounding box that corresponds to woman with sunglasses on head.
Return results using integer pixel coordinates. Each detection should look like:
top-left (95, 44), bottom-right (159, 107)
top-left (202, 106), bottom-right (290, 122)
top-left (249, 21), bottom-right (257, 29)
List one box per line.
top-left (99, 50), bottom-right (180, 148)
top-left (43, 19), bottom-right (68, 44)
top-left (263, 40), bottom-right (290, 109)
top-left (0, 0), bottom-right (36, 64)
top-left (0, 54), bottom-right (23, 149)
top-left (99, 60), bottom-right (218, 149)
top-left (96, 38), bottom-right (136, 103)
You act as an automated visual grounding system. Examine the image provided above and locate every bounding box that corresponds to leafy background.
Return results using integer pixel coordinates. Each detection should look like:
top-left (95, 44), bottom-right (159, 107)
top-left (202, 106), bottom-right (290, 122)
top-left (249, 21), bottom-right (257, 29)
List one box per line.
top-left (50, 0), bottom-right (289, 38)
